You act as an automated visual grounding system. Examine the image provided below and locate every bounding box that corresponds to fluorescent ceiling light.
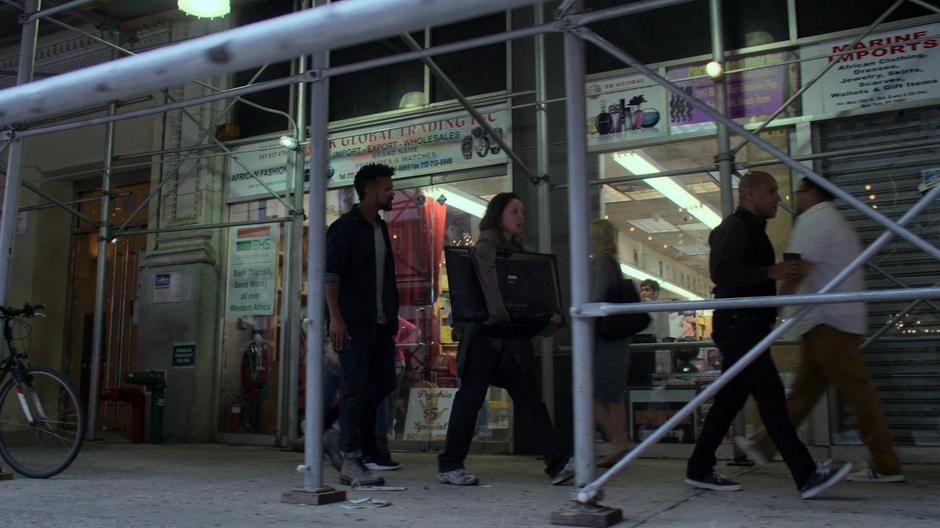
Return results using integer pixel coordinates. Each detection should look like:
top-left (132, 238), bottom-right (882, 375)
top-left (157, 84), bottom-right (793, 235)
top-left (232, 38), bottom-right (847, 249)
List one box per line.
top-left (677, 222), bottom-right (709, 232)
top-left (178, 0), bottom-right (230, 18)
top-left (613, 151), bottom-right (722, 229)
top-left (675, 243), bottom-right (710, 256)
top-left (426, 185), bottom-right (487, 218)
top-left (619, 263), bottom-right (702, 301)
top-left (626, 217), bottom-right (680, 233)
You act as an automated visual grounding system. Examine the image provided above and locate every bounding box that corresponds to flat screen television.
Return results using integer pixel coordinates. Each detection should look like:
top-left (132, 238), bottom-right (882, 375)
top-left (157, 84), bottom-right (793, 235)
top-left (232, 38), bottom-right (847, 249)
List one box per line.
top-left (444, 247), bottom-right (564, 330)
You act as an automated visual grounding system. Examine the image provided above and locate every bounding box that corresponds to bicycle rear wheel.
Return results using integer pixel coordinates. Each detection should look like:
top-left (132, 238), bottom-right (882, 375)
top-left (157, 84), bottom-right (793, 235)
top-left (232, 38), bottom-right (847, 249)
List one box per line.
top-left (0, 367), bottom-right (85, 478)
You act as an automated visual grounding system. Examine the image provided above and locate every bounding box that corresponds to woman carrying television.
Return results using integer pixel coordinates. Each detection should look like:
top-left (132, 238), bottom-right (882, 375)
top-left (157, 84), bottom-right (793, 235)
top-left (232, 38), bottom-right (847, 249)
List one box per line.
top-left (437, 192), bottom-right (573, 486)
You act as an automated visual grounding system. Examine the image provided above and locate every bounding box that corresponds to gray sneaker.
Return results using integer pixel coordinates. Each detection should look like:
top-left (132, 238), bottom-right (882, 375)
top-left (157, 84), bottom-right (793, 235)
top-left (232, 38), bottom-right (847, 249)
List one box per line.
top-left (340, 456), bottom-right (385, 486)
top-left (322, 429), bottom-right (342, 472)
top-left (550, 457), bottom-right (575, 486)
top-left (438, 468), bottom-right (480, 486)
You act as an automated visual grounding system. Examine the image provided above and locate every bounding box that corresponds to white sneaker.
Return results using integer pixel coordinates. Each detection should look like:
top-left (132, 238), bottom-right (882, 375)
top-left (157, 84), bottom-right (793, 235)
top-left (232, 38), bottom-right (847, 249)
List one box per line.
top-left (734, 436), bottom-right (769, 466)
top-left (846, 468), bottom-right (905, 483)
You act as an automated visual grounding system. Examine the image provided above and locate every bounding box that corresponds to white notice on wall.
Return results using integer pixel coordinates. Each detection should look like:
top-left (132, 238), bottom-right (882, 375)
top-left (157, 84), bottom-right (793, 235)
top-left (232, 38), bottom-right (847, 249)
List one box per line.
top-left (153, 272), bottom-right (181, 303)
top-left (226, 224), bottom-right (278, 316)
top-left (801, 24), bottom-right (940, 115)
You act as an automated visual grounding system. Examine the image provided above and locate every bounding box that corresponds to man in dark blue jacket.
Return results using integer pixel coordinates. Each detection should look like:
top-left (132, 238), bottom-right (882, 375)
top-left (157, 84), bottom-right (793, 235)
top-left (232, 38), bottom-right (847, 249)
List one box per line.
top-left (325, 163), bottom-right (399, 486)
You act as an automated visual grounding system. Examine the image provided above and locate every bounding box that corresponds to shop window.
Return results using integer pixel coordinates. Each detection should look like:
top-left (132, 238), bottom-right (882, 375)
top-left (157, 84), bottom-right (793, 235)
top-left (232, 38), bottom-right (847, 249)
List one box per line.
top-left (586, 0), bottom-right (710, 74)
top-left (329, 35), bottom-right (426, 121)
top-left (796, 0), bottom-right (934, 38)
top-left (232, 0), bottom-right (294, 138)
top-left (723, 0), bottom-right (789, 50)
top-left (218, 174), bottom-right (514, 443)
top-left (429, 13), bottom-right (508, 102)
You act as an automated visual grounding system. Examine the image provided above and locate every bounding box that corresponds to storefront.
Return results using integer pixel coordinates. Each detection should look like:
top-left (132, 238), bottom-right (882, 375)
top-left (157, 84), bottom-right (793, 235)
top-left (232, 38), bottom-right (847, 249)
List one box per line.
top-left (217, 105), bottom-right (515, 449)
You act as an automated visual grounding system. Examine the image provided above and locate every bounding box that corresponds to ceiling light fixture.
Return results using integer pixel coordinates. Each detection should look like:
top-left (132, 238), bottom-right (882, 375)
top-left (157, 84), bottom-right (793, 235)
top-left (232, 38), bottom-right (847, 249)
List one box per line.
top-left (614, 150), bottom-right (722, 229)
top-left (425, 185), bottom-right (487, 218)
top-left (179, 0), bottom-right (231, 18)
top-left (619, 263), bottom-right (702, 300)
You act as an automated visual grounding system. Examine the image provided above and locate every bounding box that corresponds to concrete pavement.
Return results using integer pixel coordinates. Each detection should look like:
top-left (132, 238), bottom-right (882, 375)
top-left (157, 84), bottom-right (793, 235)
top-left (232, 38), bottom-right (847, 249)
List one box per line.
top-left (0, 441), bottom-right (937, 527)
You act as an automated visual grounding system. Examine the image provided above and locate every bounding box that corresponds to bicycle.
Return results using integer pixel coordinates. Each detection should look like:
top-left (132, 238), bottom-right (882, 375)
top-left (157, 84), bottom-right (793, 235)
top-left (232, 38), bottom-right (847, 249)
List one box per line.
top-left (0, 303), bottom-right (85, 478)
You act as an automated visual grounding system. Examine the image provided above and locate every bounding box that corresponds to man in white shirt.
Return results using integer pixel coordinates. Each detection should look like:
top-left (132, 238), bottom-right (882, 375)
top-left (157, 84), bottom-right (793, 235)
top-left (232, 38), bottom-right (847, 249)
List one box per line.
top-left (747, 177), bottom-right (903, 482)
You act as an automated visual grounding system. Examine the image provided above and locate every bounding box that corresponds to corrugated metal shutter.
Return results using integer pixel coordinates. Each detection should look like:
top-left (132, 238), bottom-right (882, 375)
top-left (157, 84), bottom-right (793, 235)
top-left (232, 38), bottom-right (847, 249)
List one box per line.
top-left (816, 107), bottom-right (940, 447)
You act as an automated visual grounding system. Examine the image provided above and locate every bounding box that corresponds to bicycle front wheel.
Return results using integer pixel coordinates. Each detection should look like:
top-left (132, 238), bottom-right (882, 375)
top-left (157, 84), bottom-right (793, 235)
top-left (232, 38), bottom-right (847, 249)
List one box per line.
top-left (0, 367), bottom-right (85, 478)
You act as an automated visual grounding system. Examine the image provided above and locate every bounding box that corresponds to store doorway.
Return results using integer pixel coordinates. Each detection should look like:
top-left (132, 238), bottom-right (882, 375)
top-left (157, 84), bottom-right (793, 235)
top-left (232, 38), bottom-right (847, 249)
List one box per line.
top-left (67, 181), bottom-right (149, 438)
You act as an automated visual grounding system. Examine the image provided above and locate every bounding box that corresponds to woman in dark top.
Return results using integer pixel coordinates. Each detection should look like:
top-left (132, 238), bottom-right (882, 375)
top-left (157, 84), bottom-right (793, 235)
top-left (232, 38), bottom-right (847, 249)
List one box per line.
top-left (590, 219), bottom-right (632, 467)
top-left (437, 192), bottom-right (573, 486)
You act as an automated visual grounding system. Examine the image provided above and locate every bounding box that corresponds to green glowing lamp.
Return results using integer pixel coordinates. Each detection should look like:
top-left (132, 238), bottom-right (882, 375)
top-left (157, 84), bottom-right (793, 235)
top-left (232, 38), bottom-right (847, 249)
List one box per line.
top-left (178, 0), bottom-right (231, 18)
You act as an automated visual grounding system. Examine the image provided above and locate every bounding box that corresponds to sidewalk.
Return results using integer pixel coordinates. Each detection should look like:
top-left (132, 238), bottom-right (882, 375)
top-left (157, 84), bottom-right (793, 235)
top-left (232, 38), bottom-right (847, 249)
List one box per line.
top-left (1, 441), bottom-right (937, 527)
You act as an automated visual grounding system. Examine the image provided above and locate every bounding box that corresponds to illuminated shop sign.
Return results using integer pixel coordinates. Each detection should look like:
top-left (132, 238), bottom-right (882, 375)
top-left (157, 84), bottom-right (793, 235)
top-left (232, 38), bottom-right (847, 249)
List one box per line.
top-left (801, 23), bottom-right (940, 115)
top-left (226, 104), bottom-right (511, 203)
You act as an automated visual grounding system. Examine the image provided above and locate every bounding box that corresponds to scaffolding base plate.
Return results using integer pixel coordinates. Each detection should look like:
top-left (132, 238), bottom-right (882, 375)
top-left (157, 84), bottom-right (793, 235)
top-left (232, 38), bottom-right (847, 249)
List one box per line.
top-left (281, 487), bottom-right (346, 505)
top-left (551, 502), bottom-right (623, 527)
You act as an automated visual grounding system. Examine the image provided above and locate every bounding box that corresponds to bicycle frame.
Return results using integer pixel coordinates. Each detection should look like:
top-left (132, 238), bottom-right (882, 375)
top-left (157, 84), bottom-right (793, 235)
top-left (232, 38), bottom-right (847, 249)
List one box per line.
top-left (1, 314), bottom-right (46, 427)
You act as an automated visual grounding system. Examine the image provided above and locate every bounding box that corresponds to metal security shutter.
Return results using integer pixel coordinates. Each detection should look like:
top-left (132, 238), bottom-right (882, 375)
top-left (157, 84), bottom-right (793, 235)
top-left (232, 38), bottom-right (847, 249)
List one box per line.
top-left (816, 107), bottom-right (940, 447)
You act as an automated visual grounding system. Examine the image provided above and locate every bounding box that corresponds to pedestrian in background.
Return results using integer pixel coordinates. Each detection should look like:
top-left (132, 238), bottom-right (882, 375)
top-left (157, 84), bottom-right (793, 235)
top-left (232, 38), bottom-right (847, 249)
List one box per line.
top-left (739, 176), bottom-right (904, 483)
top-left (686, 171), bottom-right (852, 499)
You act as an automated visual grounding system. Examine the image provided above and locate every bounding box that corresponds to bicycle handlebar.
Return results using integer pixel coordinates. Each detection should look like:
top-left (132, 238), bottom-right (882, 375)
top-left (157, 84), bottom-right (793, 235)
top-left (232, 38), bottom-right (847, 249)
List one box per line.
top-left (1, 303), bottom-right (46, 318)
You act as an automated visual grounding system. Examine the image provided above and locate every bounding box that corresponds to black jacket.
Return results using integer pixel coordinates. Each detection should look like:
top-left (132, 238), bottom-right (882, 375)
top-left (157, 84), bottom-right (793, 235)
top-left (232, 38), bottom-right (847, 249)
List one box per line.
top-left (325, 204), bottom-right (399, 343)
top-left (708, 208), bottom-right (777, 323)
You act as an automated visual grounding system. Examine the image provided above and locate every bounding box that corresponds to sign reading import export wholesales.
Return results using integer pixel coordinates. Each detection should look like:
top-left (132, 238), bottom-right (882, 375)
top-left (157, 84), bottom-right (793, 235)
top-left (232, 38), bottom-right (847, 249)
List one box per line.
top-left (225, 104), bottom-right (511, 203)
top-left (801, 24), bottom-right (940, 115)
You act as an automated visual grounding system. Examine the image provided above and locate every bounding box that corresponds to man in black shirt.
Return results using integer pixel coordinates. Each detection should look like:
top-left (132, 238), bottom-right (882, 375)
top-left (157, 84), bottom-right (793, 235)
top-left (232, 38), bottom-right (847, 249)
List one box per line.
top-left (325, 163), bottom-right (400, 486)
top-left (685, 171), bottom-right (852, 499)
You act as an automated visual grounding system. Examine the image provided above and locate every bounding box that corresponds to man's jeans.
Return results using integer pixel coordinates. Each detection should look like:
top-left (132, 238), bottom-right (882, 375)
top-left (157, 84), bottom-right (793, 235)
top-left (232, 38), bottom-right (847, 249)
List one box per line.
top-left (338, 333), bottom-right (396, 457)
top-left (754, 324), bottom-right (902, 475)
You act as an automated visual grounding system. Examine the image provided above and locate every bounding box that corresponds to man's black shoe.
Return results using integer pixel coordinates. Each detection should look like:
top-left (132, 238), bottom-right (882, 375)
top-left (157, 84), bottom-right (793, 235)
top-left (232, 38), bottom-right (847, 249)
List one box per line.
top-left (800, 461), bottom-right (852, 499)
top-left (685, 471), bottom-right (742, 491)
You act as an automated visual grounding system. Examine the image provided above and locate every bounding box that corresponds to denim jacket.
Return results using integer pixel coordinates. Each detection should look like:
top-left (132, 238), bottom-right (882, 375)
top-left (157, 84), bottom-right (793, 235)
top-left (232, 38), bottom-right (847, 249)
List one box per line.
top-left (325, 204), bottom-right (399, 343)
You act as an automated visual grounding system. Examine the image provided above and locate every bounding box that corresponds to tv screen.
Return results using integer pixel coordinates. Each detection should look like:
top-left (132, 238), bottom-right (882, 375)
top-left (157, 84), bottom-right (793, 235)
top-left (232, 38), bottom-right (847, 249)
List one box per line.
top-left (444, 247), bottom-right (564, 328)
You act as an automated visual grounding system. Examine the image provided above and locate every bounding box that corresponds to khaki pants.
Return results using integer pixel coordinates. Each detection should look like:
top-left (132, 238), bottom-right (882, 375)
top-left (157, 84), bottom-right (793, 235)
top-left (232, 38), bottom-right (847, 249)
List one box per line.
top-left (755, 324), bottom-right (902, 475)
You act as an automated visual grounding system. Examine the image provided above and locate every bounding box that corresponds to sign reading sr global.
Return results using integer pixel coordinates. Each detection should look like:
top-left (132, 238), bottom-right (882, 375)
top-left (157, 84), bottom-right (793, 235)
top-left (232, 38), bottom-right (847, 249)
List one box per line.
top-left (226, 104), bottom-right (510, 202)
top-left (801, 24), bottom-right (940, 115)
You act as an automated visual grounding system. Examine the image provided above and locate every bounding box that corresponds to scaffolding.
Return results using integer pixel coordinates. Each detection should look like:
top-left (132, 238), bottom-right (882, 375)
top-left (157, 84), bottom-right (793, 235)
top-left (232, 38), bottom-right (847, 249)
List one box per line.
top-left (1, 0), bottom-right (939, 520)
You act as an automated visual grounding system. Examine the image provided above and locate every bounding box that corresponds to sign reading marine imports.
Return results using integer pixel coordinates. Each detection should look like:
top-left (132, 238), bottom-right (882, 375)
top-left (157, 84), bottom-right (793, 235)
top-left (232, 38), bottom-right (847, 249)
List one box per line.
top-left (226, 224), bottom-right (278, 316)
top-left (226, 104), bottom-right (511, 202)
top-left (801, 24), bottom-right (940, 115)
top-left (585, 72), bottom-right (668, 150)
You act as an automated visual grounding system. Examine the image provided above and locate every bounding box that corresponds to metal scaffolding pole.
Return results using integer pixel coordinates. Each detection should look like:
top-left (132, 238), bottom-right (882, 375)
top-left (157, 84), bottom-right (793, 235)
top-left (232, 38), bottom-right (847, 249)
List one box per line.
top-left (709, 0), bottom-right (734, 218)
top-left (0, 0), bottom-right (40, 306)
top-left (909, 0), bottom-right (940, 16)
top-left (575, 176), bottom-right (940, 503)
top-left (23, 0), bottom-right (96, 21)
top-left (286, 38), bottom-right (309, 447)
top-left (0, 0), bottom-right (540, 128)
top-left (563, 28), bottom-right (596, 489)
top-left (85, 100), bottom-right (116, 440)
top-left (729, 0), bottom-right (906, 156)
top-left (534, 1), bottom-right (555, 420)
top-left (294, 25), bottom-right (342, 498)
top-left (20, 180), bottom-right (98, 227)
top-left (577, 28), bottom-right (940, 263)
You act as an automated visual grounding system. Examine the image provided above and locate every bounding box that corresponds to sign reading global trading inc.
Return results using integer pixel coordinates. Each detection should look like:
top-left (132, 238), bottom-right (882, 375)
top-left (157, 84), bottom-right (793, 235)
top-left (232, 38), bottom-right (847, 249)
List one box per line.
top-left (226, 104), bottom-right (511, 202)
top-left (801, 24), bottom-right (940, 115)
top-left (226, 224), bottom-right (278, 316)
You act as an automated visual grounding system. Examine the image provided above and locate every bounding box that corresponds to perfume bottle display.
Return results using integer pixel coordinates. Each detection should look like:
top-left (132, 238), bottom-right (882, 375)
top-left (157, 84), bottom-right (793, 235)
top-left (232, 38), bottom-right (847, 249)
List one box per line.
top-left (608, 101), bottom-right (622, 133)
top-left (595, 100), bottom-right (612, 135)
top-left (461, 135), bottom-right (473, 160)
